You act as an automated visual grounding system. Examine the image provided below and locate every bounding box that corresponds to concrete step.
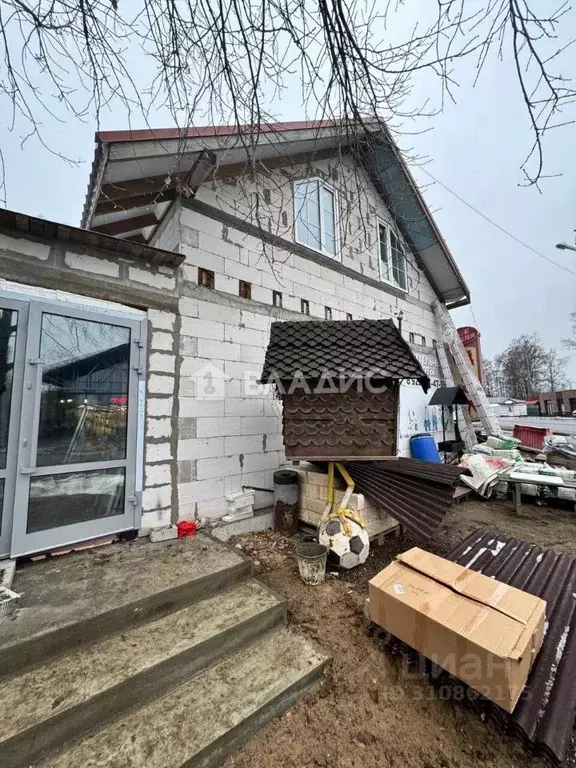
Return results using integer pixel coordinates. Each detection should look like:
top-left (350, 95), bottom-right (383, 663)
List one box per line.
top-left (0, 578), bottom-right (286, 768)
top-left (39, 627), bottom-right (327, 768)
top-left (0, 534), bottom-right (250, 678)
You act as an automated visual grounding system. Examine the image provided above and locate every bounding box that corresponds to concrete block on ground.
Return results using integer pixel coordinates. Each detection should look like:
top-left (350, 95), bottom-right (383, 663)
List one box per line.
top-left (212, 510), bottom-right (274, 540)
top-left (222, 506), bottom-right (254, 522)
top-left (149, 525), bottom-right (178, 543)
top-left (226, 490), bottom-right (255, 509)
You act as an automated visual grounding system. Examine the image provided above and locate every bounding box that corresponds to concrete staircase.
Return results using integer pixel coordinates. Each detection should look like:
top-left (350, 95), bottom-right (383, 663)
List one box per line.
top-left (0, 534), bottom-right (327, 768)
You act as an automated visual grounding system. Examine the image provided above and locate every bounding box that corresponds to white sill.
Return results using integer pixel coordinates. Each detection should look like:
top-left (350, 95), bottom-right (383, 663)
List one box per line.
top-left (294, 235), bottom-right (340, 261)
top-left (378, 273), bottom-right (408, 293)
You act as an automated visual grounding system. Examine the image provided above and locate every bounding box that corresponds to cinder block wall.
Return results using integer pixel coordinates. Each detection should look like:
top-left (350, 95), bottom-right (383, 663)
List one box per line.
top-left (0, 148), bottom-right (450, 539)
top-left (155, 156), bottom-right (447, 513)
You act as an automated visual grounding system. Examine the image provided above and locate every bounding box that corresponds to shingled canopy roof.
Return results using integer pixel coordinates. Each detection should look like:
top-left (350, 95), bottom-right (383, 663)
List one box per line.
top-left (260, 319), bottom-right (430, 391)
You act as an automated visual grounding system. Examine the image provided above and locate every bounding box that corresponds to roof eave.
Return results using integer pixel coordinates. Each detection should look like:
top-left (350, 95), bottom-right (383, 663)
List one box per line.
top-left (83, 121), bottom-right (471, 305)
top-left (361, 127), bottom-right (471, 307)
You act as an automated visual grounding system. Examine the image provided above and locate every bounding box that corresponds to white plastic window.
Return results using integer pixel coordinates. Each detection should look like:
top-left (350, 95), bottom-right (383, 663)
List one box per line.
top-left (378, 222), bottom-right (407, 292)
top-left (294, 180), bottom-right (337, 257)
top-left (390, 230), bottom-right (407, 290)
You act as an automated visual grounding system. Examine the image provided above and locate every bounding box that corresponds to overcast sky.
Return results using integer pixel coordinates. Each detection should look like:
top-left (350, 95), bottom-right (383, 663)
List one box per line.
top-left (1, 1), bottom-right (575, 383)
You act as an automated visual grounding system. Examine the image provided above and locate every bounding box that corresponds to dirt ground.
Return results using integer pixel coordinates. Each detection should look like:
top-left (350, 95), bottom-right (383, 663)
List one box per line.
top-left (225, 497), bottom-right (576, 768)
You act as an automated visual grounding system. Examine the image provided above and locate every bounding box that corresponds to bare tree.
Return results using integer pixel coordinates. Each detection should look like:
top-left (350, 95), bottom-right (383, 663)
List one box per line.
top-left (563, 310), bottom-right (576, 350)
top-left (542, 347), bottom-right (568, 392)
top-left (482, 355), bottom-right (506, 398)
top-left (496, 333), bottom-right (549, 399)
top-left (0, 0), bottom-right (574, 206)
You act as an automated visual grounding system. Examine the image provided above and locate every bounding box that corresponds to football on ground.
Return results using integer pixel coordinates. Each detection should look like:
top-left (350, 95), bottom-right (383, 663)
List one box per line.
top-left (319, 514), bottom-right (370, 569)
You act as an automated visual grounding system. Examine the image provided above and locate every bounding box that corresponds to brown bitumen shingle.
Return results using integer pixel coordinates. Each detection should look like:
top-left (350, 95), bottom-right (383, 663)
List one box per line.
top-left (260, 319), bottom-right (430, 388)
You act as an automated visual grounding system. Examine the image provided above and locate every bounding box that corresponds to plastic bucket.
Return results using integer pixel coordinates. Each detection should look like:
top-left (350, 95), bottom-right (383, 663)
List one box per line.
top-left (410, 432), bottom-right (441, 462)
top-left (296, 542), bottom-right (328, 586)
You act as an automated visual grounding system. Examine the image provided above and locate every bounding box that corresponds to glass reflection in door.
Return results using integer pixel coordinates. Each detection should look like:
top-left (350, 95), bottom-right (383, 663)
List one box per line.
top-left (28, 312), bottom-right (132, 533)
top-left (37, 313), bottom-right (130, 466)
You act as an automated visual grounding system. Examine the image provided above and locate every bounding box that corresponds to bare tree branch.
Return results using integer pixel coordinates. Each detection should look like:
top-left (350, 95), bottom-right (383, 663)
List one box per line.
top-left (0, 0), bottom-right (574, 208)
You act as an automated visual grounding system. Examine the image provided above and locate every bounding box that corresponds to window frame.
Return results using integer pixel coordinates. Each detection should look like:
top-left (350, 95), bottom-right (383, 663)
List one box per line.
top-left (377, 220), bottom-right (408, 293)
top-left (293, 177), bottom-right (340, 259)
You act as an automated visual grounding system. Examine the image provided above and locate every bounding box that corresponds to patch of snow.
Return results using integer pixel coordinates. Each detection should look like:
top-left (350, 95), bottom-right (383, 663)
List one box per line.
top-left (462, 546), bottom-right (472, 556)
top-left (536, 553), bottom-right (543, 564)
top-left (465, 547), bottom-right (487, 568)
top-left (538, 624), bottom-right (571, 721)
top-left (490, 541), bottom-right (506, 557)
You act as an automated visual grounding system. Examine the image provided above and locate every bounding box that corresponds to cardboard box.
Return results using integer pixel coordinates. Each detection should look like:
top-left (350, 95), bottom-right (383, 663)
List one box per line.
top-left (369, 548), bottom-right (546, 713)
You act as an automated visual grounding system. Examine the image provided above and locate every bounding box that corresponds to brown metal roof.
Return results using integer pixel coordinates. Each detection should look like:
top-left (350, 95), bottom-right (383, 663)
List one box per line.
top-left (344, 459), bottom-right (463, 538)
top-left (374, 529), bottom-right (576, 765)
top-left (0, 207), bottom-right (184, 267)
top-left (260, 319), bottom-right (430, 389)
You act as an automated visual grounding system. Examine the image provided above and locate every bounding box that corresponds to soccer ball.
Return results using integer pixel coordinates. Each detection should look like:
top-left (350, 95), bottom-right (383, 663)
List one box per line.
top-left (319, 514), bottom-right (370, 569)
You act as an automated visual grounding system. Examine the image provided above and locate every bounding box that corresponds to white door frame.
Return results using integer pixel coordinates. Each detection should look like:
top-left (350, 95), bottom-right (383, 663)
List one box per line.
top-left (0, 287), bottom-right (147, 558)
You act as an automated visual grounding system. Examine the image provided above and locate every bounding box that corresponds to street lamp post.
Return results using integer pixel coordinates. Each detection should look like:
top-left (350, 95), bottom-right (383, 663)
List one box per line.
top-left (556, 242), bottom-right (576, 253)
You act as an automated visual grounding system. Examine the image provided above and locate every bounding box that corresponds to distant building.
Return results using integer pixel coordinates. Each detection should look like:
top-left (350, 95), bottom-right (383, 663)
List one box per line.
top-left (537, 390), bottom-right (576, 416)
top-left (487, 397), bottom-right (528, 418)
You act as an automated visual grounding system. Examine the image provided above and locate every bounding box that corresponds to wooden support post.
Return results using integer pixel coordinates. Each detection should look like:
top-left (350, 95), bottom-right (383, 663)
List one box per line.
top-left (514, 483), bottom-right (522, 516)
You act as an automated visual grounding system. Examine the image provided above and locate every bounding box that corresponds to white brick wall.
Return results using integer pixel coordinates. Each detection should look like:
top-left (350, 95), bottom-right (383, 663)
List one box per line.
top-left (0, 233), bottom-right (51, 260)
top-left (196, 417), bottom-right (242, 437)
top-left (151, 331), bottom-right (173, 351)
top-left (148, 374), bottom-right (176, 395)
top-left (167, 152), bottom-right (453, 524)
top-left (129, 266), bottom-right (176, 291)
top-left (147, 398), bottom-right (173, 417)
top-left (64, 251), bottom-right (120, 278)
top-left (146, 463), bottom-right (172, 487)
top-left (148, 309), bottom-right (176, 331)
top-left (146, 417), bottom-right (172, 440)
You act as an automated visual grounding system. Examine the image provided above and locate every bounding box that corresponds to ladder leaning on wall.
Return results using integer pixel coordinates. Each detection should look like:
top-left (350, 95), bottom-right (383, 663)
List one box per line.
top-left (433, 300), bottom-right (502, 446)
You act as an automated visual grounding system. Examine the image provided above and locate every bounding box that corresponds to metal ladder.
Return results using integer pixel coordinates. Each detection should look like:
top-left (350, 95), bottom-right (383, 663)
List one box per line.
top-left (433, 300), bottom-right (502, 441)
top-left (435, 337), bottom-right (478, 451)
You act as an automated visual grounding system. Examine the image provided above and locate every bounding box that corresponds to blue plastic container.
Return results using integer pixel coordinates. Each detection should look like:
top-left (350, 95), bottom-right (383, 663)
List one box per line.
top-left (410, 433), bottom-right (441, 463)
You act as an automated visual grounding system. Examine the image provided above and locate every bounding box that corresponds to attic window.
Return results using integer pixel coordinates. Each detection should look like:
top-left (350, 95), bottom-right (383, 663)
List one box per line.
top-left (239, 280), bottom-right (251, 299)
top-left (301, 299), bottom-right (310, 315)
top-left (346, 313), bottom-right (353, 321)
top-left (273, 290), bottom-right (283, 308)
top-left (198, 268), bottom-right (214, 289)
top-left (378, 222), bottom-right (407, 292)
top-left (294, 179), bottom-right (338, 257)
top-left (325, 306), bottom-right (332, 320)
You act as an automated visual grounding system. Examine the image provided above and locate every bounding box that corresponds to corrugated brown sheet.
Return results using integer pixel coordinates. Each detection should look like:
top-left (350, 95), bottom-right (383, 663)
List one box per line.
top-left (345, 459), bottom-right (464, 538)
top-left (374, 530), bottom-right (576, 764)
top-left (284, 387), bottom-right (397, 459)
top-left (260, 319), bottom-right (430, 388)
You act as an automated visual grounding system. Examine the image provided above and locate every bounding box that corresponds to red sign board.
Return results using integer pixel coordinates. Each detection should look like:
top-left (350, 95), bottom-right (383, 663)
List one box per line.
top-left (457, 326), bottom-right (479, 347)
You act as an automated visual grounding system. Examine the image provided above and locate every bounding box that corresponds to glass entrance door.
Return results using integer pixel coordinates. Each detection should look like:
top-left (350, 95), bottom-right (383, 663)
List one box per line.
top-left (10, 301), bottom-right (145, 557)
